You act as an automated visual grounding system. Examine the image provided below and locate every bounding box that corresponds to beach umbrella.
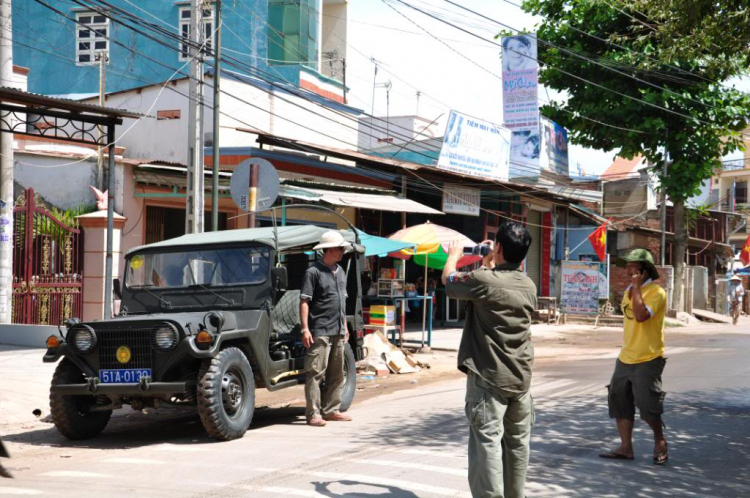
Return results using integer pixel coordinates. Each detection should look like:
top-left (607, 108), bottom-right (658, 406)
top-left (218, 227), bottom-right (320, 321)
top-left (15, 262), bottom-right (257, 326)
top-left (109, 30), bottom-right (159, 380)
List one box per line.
top-left (387, 222), bottom-right (482, 334)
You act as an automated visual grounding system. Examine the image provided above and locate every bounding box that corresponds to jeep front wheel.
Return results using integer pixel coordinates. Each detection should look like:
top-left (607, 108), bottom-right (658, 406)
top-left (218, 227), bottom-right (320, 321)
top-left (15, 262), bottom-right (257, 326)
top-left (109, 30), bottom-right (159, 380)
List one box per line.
top-left (49, 359), bottom-right (112, 440)
top-left (197, 347), bottom-right (255, 441)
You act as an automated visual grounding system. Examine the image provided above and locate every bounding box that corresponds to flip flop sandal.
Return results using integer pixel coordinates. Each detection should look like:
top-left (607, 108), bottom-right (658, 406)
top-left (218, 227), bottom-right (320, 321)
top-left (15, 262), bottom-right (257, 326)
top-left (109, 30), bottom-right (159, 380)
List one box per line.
top-left (599, 451), bottom-right (635, 460)
top-left (653, 449), bottom-right (668, 465)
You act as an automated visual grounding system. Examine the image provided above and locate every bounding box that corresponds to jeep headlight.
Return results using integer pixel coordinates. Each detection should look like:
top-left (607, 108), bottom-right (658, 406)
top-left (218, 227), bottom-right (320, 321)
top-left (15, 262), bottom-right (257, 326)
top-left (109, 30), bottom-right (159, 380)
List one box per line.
top-left (153, 324), bottom-right (179, 350)
top-left (67, 325), bottom-right (96, 354)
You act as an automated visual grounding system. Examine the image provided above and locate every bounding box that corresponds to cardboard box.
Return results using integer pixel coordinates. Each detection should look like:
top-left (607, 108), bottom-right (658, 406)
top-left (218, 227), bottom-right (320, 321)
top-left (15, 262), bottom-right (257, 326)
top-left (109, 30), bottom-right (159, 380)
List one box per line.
top-left (369, 305), bottom-right (396, 325)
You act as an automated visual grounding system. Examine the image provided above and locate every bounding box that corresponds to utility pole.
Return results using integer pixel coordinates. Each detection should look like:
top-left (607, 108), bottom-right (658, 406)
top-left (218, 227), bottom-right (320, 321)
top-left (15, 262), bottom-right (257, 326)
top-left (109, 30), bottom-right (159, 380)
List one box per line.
top-left (370, 57), bottom-right (379, 150)
top-left (0, 0), bottom-right (13, 324)
top-left (660, 139), bottom-right (668, 266)
top-left (211, 0), bottom-right (221, 232)
top-left (416, 90), bottom-right (421, 116)
top-left (96, 53), bottom-right (108, 191)
top-left (186, 0), bottom-right (206, 234)
top-left (342, 58), bottom-right (347, 104)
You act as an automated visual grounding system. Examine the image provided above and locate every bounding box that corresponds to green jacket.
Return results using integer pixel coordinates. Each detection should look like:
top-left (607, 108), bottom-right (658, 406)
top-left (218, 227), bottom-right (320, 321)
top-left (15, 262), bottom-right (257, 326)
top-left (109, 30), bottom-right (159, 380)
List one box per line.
top-left (446, 263), bottom-right (537, 394)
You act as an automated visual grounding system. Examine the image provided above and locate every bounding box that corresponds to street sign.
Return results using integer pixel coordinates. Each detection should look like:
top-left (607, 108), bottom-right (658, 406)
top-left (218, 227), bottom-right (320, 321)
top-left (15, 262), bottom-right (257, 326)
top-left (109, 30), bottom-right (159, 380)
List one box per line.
top-left (229, 158), bottom-right (279, 212)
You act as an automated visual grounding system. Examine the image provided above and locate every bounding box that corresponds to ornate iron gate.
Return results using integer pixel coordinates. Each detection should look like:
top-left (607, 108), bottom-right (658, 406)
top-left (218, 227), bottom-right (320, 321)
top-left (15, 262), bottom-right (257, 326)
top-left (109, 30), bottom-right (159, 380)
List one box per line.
top-left (12, 188), bottom-right (83, 325)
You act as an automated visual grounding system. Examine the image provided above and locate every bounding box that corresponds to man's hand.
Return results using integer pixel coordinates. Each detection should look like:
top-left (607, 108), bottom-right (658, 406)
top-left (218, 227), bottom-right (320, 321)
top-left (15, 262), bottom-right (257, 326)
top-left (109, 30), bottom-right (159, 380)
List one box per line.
top-left (630, 271), bottom-right (645, 288)
top-left (302, 329), bottom-right (313, 348)
top-left (480, 239), bottom-right (495, 268)
top-left (442, 242), bottom-right (464, 285)
top-left (447, 243), bottom-right (463, 259)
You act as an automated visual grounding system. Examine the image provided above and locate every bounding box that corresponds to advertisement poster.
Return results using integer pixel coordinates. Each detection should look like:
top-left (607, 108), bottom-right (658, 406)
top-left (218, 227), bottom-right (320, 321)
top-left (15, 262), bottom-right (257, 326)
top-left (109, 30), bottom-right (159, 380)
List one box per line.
top-left (561, 261), bottom-right (600, 315)
top-left (502, 34), bottom-right (539, 132)
top-left (540, 116), bottom-right (569, 176)
top-left (437, 110), bottom-right (511, 181)
top-left (509, 128), bottom-right (540, 180)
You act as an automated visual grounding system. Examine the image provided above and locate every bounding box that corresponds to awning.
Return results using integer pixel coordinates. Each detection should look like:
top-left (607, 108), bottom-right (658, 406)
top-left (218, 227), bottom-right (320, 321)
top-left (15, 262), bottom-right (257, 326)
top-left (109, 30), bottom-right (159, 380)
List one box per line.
top-left (354, 230), bottom-right (416, 257)
top-left (281, 185), bottom-right (443, 215)
top-left (134, 165), bottom-right (442, 215)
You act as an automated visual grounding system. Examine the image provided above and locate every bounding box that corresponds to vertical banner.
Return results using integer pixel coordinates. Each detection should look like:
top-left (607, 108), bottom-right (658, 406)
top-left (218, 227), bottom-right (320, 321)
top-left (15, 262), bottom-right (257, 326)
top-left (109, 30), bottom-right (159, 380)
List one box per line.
top-left (541, 212), bottom-right (552, 296)
top-left (540, 116), bottom-right (569, 176)
top-left (437, 110), bottom-right (511, 181)
top-left (561, 261), bottom-right (600, 315)
top-left (502, 34), bottom-right (539, 131)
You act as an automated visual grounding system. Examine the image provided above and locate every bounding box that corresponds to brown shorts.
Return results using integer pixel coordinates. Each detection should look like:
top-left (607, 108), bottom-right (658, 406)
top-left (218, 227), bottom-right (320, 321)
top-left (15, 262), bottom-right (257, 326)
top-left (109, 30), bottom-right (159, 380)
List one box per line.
top-left (607, 357), bottom-right (666, 421)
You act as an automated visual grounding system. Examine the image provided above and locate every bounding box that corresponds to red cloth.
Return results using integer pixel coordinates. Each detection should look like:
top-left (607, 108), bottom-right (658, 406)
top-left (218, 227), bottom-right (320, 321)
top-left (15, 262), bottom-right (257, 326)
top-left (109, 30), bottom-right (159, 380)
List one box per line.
top-left (588, 222), bottom-right (608, 262)
top-left (741, 234), bottom-right (750, 267)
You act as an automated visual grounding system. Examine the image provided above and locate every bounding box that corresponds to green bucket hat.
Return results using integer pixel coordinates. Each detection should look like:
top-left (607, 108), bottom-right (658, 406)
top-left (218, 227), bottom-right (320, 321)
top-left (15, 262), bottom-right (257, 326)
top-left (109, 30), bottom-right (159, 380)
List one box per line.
top-left (615, 248), bottom-right (660, 281)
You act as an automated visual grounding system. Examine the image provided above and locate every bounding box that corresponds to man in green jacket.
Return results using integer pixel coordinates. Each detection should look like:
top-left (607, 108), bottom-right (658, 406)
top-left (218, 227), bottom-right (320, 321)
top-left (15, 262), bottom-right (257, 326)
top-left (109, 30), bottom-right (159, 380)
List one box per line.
top-left (442, 222), bottom-right (537, 498)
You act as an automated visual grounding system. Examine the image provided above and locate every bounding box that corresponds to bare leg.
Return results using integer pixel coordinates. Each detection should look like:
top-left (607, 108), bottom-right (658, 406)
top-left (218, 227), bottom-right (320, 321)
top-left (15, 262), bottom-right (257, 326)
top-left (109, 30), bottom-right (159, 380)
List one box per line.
top-left (614, 418), bottom-right (635, 457)
top-left (646, 417), bottom-right (668, 457)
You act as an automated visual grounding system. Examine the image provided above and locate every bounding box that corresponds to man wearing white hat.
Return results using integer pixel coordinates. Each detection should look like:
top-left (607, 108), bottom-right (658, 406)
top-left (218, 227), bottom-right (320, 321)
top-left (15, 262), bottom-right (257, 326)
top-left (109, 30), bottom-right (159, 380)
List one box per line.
top-left (299, 230), bottom-right (353, 427)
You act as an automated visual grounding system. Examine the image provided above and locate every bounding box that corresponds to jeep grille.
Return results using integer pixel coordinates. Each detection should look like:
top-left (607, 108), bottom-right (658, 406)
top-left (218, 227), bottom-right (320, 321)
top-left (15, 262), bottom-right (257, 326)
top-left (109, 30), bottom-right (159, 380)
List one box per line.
top-left (98, 328), bottom-right (156, 370)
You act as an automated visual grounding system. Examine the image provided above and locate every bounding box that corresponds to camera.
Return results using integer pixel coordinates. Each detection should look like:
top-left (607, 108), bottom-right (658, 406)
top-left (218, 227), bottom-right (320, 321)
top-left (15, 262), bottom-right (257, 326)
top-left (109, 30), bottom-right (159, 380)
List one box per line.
top-left (464, 244), bottom-right (491, 256)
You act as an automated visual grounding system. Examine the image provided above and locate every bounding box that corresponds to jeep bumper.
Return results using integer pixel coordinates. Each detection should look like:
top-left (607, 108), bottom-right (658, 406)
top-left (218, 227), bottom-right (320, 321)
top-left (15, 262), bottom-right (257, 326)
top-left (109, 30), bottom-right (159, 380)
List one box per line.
top-left (52, 381), bottom-right (189, 396)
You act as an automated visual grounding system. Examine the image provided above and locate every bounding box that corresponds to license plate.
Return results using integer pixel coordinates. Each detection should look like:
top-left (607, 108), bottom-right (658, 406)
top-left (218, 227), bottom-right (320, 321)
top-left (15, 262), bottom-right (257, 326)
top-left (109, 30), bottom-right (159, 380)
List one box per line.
top-left (99, 369), bottom-right (152, 384)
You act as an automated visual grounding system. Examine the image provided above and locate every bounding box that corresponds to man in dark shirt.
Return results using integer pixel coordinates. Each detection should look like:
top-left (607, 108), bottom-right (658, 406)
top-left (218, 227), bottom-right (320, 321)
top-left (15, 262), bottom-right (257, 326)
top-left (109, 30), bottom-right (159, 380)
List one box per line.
top-left (442, 222), bottom-right (536, 498)
top-left (300, 231), bottom-right (352, 427)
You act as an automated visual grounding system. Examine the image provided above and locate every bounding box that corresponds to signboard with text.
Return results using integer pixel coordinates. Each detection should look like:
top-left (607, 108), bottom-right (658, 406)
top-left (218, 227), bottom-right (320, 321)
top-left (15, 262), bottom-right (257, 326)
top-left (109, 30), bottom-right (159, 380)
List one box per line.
top-left (561, 260), bottom-right (600, 315)
top-left (437, 110), bottom-right (511, 181)
top-left (442, 185), bottom-right (480, 216)
top-left (502, 34), bottom-right (539, 132)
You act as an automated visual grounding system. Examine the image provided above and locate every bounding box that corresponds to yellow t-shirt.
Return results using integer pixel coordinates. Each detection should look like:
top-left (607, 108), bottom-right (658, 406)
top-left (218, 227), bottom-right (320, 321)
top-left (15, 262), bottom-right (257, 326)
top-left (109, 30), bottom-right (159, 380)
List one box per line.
top-left (619, 282), bottom-right (667, 364)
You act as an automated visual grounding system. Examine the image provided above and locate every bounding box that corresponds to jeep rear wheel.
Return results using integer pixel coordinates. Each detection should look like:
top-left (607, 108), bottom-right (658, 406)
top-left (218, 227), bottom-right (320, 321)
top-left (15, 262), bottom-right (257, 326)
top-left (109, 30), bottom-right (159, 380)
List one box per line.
top-left (197, 347), bottom-right (255, 441)
top-left (49, 359), bottom-right (112, 440)
top-left (339, 343), bottom-right (357, 412)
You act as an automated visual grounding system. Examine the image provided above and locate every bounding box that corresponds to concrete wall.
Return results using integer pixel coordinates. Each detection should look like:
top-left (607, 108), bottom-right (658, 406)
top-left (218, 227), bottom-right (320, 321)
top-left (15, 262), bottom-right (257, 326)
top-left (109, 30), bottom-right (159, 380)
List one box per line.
top-left (321, 2), bottom-right (348, 80)
top-left (0, 324), bottom-right (57, 348)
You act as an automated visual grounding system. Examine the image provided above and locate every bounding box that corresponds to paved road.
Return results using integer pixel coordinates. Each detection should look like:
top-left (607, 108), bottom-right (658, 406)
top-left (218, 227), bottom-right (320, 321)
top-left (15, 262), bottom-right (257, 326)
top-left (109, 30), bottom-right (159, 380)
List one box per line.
top-left (1, 325), bottom-right (749, 497)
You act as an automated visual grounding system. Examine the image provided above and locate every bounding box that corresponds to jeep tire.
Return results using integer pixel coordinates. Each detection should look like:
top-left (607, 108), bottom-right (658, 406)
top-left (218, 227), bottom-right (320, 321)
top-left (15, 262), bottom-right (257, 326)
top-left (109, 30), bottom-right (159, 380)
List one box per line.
top-left (197, 347), bottom-right (255, 441)
top-left (49, 359), bottom-right (112, 440)
top-left (339, 343), bottom-right (357, 412)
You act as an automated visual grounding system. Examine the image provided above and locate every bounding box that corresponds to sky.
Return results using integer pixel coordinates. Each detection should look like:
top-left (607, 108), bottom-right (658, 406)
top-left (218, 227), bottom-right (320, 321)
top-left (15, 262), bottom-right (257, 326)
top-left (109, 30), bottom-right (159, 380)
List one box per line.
top-left (341, 0), bottom-right (618, 176)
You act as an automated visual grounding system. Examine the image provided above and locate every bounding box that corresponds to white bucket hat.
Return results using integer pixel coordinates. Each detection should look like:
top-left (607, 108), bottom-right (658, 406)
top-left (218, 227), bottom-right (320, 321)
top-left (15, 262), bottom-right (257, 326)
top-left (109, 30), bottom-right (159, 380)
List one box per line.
top-left (730, 274), bottom-right (742, 281)
top-left (313, 230), bottom-right (351, 251)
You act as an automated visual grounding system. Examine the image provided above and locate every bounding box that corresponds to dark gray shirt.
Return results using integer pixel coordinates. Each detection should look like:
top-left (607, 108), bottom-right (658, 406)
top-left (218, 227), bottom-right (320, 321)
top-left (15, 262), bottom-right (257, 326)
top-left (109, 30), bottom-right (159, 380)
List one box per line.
top-left (446, 263), bottom-right (537, 394)
top-left (300, 261), bottom-right (348, 337)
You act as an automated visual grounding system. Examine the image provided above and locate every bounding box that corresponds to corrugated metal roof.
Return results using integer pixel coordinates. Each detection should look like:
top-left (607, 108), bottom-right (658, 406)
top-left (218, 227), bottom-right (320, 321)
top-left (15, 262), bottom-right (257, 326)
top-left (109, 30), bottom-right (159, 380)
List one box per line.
top-left (0, 87), bottom-right (145, 119)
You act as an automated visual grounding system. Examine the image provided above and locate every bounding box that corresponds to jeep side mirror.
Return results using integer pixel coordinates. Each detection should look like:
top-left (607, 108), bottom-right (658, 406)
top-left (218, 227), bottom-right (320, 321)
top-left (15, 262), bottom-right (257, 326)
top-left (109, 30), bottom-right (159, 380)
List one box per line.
top-left (113, 278), bottom-right (122, 300)
top-left (271, 267), bottom-right (288, 292)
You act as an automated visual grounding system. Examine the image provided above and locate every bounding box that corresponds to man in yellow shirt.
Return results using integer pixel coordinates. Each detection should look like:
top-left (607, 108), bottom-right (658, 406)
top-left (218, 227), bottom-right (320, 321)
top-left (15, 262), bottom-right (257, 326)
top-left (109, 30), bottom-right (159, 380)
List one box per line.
top-left (600, 248), bottom-right (669, 465)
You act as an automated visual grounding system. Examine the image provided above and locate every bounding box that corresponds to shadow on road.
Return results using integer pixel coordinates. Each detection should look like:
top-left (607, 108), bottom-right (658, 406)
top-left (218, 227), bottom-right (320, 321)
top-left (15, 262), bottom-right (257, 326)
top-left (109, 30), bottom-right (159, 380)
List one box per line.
top-left (1, 404), bottom-right (307, 450)
top-left (312, 480), bottom-right (419, 498)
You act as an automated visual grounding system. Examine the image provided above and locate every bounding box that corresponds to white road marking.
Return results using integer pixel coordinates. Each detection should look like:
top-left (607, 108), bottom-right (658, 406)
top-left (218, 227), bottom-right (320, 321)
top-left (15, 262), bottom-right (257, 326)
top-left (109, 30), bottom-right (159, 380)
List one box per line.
top-left (0, 488), bottom-right (43, 496)
top-left (40, 470), bottom-right (115, 478)
top-left (547, 382), bottom-right (605, 398)
top-left (306, 470), bottom-right (472, 497)
top-left (331, 457), bottom-right (466, 476)
top-left (101, 457), bottom-right (165, 465)
top-left (396, 448), bottom-right (466, 460)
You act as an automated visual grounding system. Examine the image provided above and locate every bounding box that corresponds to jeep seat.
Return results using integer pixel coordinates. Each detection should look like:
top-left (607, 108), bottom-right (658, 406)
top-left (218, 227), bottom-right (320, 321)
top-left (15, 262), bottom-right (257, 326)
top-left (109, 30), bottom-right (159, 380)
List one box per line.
top-left (271, 289), bottom-right (301, 339)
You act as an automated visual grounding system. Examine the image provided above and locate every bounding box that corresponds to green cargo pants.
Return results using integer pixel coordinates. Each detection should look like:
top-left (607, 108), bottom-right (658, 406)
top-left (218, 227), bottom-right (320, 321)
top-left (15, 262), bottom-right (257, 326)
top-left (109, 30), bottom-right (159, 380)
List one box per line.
top-left (304, 335), bottom-right (345, 420)
top-left (466, 371), bottom-right (534, 498)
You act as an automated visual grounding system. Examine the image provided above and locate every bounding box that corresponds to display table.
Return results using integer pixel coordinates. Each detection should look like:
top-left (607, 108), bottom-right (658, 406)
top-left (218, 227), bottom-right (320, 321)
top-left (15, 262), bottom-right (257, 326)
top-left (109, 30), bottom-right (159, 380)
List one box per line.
top-left (537, 296), bottom-right (558, 324)
top-left (368, 295), bottom-right (433, 347)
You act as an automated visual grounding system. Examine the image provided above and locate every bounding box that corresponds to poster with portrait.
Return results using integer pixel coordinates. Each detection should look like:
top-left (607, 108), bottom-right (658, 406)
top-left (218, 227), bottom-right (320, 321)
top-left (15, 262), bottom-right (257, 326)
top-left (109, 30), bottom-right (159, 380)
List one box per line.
top-left (509, 128), bottom-right (540, 180)
top-left (502, 34), bottom-right (539, 132)
top-left (561, 261), bottom-right (600, 315)
top-left (540, 116), bottom-right (569, 176)
top-left (437, 110), bottom-right (511, 181)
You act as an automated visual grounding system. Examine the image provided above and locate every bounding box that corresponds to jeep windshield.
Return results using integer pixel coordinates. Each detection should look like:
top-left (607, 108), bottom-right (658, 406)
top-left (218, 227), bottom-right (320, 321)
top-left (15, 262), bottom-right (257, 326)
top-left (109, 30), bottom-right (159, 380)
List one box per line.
top-left (125, 245), bottom-right (271, 289)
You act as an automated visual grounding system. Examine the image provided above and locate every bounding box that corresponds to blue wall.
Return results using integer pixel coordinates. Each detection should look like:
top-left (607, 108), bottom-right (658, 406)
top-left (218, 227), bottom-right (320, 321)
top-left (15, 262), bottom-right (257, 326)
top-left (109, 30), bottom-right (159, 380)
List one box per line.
top-left (555, 226), bottom-right (599, 261)
top-left (13, 0), bottom-right (274, 95)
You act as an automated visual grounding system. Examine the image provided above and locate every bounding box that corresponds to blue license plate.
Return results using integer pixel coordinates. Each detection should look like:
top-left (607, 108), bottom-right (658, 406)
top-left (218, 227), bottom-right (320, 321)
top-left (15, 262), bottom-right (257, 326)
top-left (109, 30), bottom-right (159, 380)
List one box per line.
top-left (99, 369), bottom-right (152, 384)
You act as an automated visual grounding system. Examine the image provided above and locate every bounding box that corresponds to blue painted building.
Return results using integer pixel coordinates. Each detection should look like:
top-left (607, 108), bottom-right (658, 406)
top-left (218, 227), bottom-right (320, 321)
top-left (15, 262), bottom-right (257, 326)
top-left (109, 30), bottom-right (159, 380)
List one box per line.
top-left (12, 0), bottom-right (346, 101)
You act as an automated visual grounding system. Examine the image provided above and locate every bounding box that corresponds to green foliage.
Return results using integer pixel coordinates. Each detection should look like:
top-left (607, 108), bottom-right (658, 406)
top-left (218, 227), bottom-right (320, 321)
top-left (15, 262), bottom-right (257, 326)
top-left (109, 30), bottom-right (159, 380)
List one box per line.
top-left (49, 204), bottom-right (97, 229)
top-left (520, 0), bottom-right (750, 203)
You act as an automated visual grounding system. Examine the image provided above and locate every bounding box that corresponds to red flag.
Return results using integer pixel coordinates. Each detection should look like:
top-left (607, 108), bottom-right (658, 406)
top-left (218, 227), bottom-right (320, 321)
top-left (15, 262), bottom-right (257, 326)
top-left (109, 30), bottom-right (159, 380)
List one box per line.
top-left (741, 234), bottom-right (750, 267)
top-left (588, 221), bottom-right (609, 262)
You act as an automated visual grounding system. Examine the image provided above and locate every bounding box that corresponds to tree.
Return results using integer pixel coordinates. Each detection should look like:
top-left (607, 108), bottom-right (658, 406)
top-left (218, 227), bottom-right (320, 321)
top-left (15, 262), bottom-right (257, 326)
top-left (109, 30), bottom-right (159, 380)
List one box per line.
top-left (520, 0), bottom-right (750, 312)
top-left (614, 0), bottom-right (750, 80)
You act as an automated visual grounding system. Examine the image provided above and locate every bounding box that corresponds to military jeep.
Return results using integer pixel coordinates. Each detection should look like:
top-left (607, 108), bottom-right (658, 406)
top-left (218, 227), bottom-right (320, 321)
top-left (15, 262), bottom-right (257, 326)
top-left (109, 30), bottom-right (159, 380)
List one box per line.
top-left (43, 225), bottom-right (365, 441)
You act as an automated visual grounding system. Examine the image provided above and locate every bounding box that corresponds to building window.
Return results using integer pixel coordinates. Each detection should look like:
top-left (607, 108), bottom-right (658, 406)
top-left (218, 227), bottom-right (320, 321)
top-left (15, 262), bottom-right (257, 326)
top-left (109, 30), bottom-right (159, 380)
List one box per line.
top-left (268, 0), bottom-right (320, 71)
top-left (179, 6), bottom-right (214, 61)
top-left (76, 12), bottom-right (109, 65)
top-left (737, 181), bottom-right (748, 205)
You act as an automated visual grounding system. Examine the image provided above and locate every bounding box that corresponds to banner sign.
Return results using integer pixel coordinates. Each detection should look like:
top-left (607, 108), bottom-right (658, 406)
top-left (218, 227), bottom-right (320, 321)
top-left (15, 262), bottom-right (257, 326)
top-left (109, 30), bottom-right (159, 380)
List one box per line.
top-left (437, 110), bottom-right (511, 181)
top-left (540, 116), bottom-right (569, 176)
top-left (561, 260), bottom-right (600, 315)
top-left (509, 128), bottom-right (540, 180)
top-left (502, 34), bottom-right (539, 132)
top-left (442, 185), bottom-right (480, 216)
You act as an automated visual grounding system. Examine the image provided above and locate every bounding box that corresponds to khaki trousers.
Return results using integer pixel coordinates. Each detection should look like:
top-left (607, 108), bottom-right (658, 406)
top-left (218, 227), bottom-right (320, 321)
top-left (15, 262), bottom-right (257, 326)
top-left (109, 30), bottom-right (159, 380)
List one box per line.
top-left (304, 335), bottom-right (345, 420)
top-left (466, 371), bottom-right (534, 498)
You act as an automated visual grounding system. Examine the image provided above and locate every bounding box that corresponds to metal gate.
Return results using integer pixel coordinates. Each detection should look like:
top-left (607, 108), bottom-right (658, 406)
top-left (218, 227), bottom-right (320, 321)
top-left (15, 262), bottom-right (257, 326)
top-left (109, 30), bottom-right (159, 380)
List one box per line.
top-left (12, 188), bottom-right (83, 325)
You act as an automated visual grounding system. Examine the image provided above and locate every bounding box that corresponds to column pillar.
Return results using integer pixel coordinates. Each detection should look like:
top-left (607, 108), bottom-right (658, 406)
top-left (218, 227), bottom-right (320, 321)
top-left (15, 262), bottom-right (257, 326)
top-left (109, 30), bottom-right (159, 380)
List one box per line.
top-left (77, 211), bottom-right (126, 321)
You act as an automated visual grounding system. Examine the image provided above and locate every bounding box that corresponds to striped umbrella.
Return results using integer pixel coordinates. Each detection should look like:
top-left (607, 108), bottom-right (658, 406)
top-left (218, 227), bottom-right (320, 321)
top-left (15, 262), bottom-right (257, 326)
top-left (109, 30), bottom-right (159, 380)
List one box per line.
top-left (388, 221), bottom-right (481, 270)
